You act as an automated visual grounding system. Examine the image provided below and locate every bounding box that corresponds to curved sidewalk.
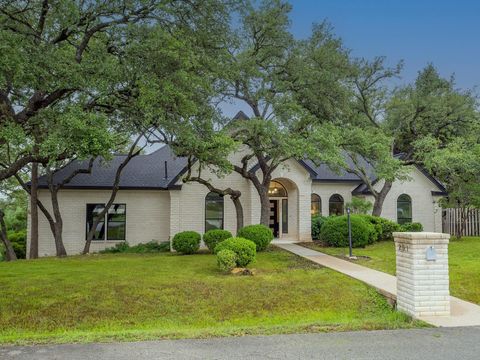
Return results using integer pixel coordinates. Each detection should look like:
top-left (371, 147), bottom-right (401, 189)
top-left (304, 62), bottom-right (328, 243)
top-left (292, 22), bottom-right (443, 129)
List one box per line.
top-left (276, 243), bottom-right (480, 327)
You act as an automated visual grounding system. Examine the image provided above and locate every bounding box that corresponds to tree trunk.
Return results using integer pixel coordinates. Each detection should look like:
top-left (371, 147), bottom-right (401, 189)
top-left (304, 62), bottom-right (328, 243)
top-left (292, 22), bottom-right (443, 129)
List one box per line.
top-left (0, 209), bottom-right (17, 261)
top-left (372, 180), bottom-right (393, 217)
top-left (53, 221), bottom-right (66, 257)
top-left (29, 162), bottom-right (39, 259)
top-left (50, 187), bottom-right (67, 257)
top-left (259, 187), bottom-right (270, 227)
top-left (231, 195), bottom-right (244, 233)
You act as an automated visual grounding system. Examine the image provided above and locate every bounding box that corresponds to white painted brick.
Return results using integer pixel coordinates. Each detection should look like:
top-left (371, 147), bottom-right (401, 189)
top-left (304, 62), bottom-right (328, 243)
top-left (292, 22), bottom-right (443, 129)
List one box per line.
top-left (395, 232), bottom-right (450, 318)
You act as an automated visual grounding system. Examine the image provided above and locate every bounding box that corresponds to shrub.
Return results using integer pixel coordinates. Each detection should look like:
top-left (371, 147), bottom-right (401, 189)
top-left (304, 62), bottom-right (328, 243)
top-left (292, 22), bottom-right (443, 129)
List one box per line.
top-left (400, 222), bottom-right (423, 232)
top-left (100, 241), bottom-right (170, 254)
top-left (203, 229), bottom-right (232, 252)
top-left (7, 230), bottom-right (26, 259)
top-left (216, 249), bottom-right (237, 272)
top-left (237, 224), bottom-right (273, 251)
top-left (172, 231), bottom-right (201, 254)
top-left (214, 237), bottom-right (256, 267)
top-left (320, 215), bottom-right (376, 248)
top-left (311, 215), bottom-right (327, 240)
top-left (358, 215), bottom-right (401, 242)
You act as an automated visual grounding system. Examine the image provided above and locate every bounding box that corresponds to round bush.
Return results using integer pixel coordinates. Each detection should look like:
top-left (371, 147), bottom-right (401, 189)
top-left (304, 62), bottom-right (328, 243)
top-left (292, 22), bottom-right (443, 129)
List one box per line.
top-left (311, 215), bottom-right (327, 240)
top-left (214, 237), bottom-right (256, 267)
top-left (203, 229), bottom-right (233, 252)
top-left (358, 215), bottom-right (401, 242)
top-left (237, 224), bottom-right (273, 251)
top-left (216, 249), bottom-right (237, 272)
top-left (172, 231), bottom-right (201, 254)
top-left (320, 215), bottom-right (376, 248)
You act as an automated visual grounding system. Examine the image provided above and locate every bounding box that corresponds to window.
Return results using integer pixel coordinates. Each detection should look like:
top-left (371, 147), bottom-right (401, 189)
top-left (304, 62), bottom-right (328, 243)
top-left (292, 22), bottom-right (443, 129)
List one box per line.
top-left (311, 193), bottom-right (322, 216)
top-left (107, 204), bottom-right (126, 240)
top-left (86, 203), bottom-right (126, 241)
top-left (397, 194), bottom-right (412, 224)
top-left (282, 199), bottom-right (288, 233)
top-left (268, 180), bottom-right (287, 197)
top-left (329, 194), bottom-right (344, 216)
top-left (86, 204), bottom-right (106, 241)
top-left (205, 192), bottom-right (224, 231)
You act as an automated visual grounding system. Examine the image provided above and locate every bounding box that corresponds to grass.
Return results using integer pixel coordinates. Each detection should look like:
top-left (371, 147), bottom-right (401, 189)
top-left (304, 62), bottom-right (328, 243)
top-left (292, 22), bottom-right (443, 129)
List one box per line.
top-left (303, 237), bottom-right (480, 305)
top-left (0, 247), bottom-right (424, 345)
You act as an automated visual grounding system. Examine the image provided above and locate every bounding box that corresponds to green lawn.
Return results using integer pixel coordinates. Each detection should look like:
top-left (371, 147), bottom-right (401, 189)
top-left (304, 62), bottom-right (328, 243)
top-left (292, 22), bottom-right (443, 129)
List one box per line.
top-left (303, 237), bottom-right (480, 305)
top-left (0, 247), bottom-right (424, 345)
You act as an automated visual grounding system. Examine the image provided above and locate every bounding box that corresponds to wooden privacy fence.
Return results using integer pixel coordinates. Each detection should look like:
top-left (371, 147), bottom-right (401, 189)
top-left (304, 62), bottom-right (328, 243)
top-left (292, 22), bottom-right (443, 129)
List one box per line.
top-left (442, 208), bottom-right (480, 237)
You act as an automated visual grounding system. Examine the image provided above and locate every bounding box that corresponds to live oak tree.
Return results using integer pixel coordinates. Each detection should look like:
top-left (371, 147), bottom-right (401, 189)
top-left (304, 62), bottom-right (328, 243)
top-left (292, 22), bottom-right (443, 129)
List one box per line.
top-left (132, 0), bottom-right (252, 230)
top-left (217, 1), bottom-right (350, 226)
top-left (386, 64), bottom-right (478, 157)
top-left (1, 0), bottom-right (230, 255)
top-left (319, 61), bottom-right (479, 217)
top-left (416, 135), bottom-right (480, 238)
top-left (306, 57), bottom-right (408, 217)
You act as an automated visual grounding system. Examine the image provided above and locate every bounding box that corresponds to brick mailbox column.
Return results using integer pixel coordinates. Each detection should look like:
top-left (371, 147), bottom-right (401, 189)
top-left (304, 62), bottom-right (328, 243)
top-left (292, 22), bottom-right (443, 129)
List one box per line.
top-left (393, 232), bottom-right (450, 317)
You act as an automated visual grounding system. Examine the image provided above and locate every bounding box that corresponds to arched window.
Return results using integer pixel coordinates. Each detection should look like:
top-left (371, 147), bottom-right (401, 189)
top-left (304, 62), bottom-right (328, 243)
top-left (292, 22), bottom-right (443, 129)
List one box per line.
top-left (397, 194), bottom-right (412, 224)
top-left (268, 180), bottom-right (287, 197)
top-left (311, 194), bottom-right (322, 216)
top-left (205, 192), bottom-right (224, 231)
top-left (329, 194), bottom-right (344, 216)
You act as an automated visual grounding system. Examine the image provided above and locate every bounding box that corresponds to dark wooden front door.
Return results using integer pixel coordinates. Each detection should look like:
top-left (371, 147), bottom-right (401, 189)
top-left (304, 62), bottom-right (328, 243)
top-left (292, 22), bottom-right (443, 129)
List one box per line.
top-left (269, 200), bottom-right (279, 237)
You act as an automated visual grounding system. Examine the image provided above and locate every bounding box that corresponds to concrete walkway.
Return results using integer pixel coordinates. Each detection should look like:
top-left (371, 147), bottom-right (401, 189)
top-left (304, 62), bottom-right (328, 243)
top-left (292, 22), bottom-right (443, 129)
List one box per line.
top-left (276, 243), bottom-right (480, 327)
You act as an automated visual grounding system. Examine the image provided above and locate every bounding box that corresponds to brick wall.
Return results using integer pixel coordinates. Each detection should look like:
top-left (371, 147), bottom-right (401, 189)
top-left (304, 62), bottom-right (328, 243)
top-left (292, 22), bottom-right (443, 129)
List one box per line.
top-left (394, 232), bottom-right (450, 317)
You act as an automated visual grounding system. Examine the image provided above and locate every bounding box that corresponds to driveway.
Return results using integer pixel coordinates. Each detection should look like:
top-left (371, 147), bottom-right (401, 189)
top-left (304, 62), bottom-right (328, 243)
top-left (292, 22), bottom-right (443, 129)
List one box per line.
top-left (1, 327), bottom-right (479, 360)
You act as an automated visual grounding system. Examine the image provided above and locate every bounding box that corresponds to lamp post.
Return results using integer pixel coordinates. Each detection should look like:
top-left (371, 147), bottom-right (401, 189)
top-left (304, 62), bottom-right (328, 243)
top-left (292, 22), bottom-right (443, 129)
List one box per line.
top-left (347, 207), bottom-right (353, 258)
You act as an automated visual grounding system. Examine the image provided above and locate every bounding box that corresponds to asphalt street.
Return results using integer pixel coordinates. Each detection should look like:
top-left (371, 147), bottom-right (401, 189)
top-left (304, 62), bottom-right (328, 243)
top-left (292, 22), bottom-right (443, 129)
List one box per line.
top-left (1, 327), bottom-right (479, 360)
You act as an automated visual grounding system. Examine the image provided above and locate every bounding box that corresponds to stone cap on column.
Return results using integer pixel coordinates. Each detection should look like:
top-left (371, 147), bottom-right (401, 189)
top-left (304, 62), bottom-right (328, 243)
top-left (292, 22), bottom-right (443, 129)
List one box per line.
top-left (393, 232), bottom-right (450, 244)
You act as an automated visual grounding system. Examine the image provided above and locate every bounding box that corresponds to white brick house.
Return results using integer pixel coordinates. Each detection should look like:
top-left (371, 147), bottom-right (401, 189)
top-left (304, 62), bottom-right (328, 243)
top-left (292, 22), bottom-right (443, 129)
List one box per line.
top-left (27, 144), bottom-right (447, 257)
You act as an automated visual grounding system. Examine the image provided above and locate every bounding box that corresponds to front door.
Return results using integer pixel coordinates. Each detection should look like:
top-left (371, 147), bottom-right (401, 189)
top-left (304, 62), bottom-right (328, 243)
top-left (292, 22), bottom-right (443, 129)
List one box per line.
top-left (269, 200), bottom-right (279, 237)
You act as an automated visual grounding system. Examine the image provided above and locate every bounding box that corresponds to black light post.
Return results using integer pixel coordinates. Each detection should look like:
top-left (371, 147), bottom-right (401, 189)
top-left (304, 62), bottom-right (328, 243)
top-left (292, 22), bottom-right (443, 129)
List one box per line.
top-left (347, 207), bottom-right (353, 258)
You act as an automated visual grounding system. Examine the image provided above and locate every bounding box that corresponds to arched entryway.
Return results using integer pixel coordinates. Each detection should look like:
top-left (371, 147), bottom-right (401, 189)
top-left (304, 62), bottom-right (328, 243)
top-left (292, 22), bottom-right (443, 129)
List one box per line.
top-left (268, 178), bottom-right (298, 239)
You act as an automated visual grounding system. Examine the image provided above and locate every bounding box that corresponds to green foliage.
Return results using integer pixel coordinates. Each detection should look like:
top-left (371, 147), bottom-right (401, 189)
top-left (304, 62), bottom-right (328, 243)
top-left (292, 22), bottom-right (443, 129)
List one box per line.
top-left (346, 197), bottom-right (373, 214)
top-left (6, 230), bottom-right (26, 259)
top-left (400, 222), bottom-right (423, 232)
top-left (214, 237), bottom-right (256, 267)
top-left (387, 65), bottom-right (478, 155)
top-left (203, 229), bottom-right (232, 252)
top-left (311, 215), bottom-right (327, 240)
top-left (216, 249), bottom-right (237, 272)
top-left (172, 231), bottom-right (201, 255)
top-left (320, 215), bottom-right (376, 248)
top-left (99, 241), bottom-right (170, 254)
top-left (237, 224), bottom-right (273, 251)
top-left (358, 215), bottom-right (401, 241)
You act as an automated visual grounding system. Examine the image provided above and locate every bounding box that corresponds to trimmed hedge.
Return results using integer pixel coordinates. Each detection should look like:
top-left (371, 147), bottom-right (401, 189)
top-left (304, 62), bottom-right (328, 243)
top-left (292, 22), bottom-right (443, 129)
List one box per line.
top-left (237, 224), bottom-right (273, 251)
top-left (214, 237), bottom-right (256, 267)
top-left (400, 222), bottom-right (423, 232)
top-left (320, 215), bottom-right (376, 248)
top-left (216, 249), bottom-right (237, 272)
top-left (203, 229), bottom-right (232, 252)
top-left (100, 241), bottom-right (170, 254)
top-left (311, 215), bottom-right (327, 240)
top-left (172, 231), bottom-right (201, 254)
top-left (358, 215), bottom-right (401, 242)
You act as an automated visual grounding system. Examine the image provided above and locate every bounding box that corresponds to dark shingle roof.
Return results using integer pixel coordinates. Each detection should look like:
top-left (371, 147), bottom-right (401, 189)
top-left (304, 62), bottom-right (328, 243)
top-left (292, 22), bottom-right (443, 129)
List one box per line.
top-left (36, 144), bottom-right (446, 195)
top-left (301, 157), bottom-right (375, 182)
top-left (37, 146), bottom-right (187, 190)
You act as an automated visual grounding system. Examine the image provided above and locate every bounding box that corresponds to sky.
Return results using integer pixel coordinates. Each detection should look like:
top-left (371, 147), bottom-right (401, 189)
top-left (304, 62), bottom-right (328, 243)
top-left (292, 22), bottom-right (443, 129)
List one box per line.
top-left (222, 0), bottom-right (480, 118)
